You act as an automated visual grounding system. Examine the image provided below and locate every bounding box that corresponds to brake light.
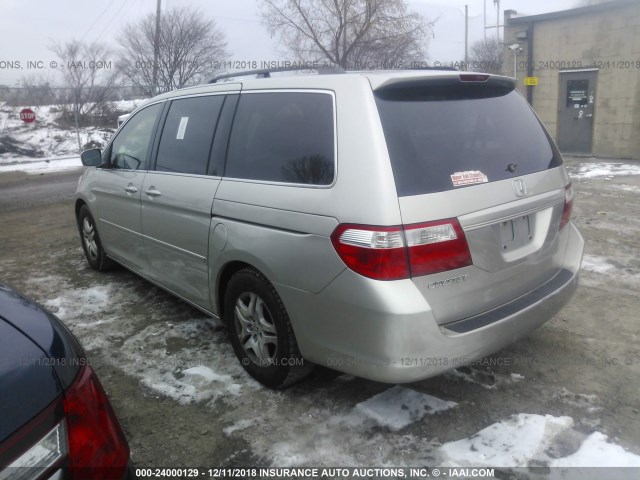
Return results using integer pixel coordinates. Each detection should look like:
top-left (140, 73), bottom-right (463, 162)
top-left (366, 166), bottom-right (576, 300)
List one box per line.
top-left (64, 366), bottom-right (129, 480)
top-left (0, 400), bottom-right (66, 477)
top-left (559, 183), bottom-right (574, 230)
top-left (331, 218), bottom-right (472, 280)
top-left (405, 219), bottom-right (472, 276)
top-left (330, 225), bottom-right (409, 280)
top-left (460, 73), bottom-right (490, 82)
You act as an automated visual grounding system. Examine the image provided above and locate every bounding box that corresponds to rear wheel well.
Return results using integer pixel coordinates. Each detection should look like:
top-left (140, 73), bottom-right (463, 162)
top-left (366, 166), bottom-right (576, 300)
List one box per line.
top-left (217, 261), bottom-right (253, 317)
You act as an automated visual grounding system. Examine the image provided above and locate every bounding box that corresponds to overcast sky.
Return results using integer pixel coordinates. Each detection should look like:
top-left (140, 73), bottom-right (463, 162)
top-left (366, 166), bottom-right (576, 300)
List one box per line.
top-left (0, 0), bottom-right (579, 85)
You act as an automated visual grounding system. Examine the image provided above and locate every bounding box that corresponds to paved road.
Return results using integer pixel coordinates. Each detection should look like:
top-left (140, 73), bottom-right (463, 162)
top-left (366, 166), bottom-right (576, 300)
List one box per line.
top-left (0, 168), bottom-right (82, 211)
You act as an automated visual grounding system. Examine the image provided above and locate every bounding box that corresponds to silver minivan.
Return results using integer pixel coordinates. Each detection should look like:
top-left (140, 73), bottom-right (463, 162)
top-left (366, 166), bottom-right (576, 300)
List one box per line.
top-left (76, 69), bottom-right (584, 388)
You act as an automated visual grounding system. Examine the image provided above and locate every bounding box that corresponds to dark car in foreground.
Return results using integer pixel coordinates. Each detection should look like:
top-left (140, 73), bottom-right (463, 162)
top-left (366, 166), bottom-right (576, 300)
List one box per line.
top-left (0, 284), bottom-right (133, 480)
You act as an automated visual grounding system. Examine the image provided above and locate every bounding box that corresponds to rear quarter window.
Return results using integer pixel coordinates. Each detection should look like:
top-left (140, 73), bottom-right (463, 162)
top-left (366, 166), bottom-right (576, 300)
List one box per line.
top-left (225, 92), bottom-right (335, 185)
top-left (375, 84), bottom-right (562, 197)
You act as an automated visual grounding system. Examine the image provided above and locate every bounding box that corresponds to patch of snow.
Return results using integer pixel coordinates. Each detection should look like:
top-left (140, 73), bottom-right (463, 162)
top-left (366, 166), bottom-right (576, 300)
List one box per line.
top-left (568, 162), bottom-right (640, 180)
top-left (223, 419), bottom-right (257, 436)
top-left (122, 321), bottom-right (253, 404)
top-left (439, 414), bottom-right (640, 470)
top-left (444, 366), bottom-right (497, 390)
top-left (183, 365), bottom-right (233, 384)
top-left (353, 386), bottom-right (457, 431)
top-left (555, 387), bottom-right (601, 413)
top-left (0, 156), bottom-right (82, 174)
top-left (611, 184), bottom-right (640, 194)
top-left (440, 414), bottom-right (575, 467)
top-left (256, 387), bottom-right (452, 466)
top-left (580, 254), bottom-right (640, 288)
top-left (44, 285), bottom-right (111, 321)
top-left (551, 432), bottom-right (640, 467)
top-left (581, 254), bottom-right (616, 274)
top-left (34, 278), bottom-right (255, 406)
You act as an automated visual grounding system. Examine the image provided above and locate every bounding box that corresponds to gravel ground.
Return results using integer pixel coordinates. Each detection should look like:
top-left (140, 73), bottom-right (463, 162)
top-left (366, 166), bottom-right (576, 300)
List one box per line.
top-left (0, 157), bottom-right (638, 473)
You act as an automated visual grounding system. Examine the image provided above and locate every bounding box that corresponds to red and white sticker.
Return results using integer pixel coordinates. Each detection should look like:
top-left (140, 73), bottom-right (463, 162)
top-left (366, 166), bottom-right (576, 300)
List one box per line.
top-left (451, 170), bottom-right (488, 187)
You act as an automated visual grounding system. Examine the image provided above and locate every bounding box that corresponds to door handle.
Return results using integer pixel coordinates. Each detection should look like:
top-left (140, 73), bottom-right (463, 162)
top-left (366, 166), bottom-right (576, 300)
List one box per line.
top-left (145, 188), bottom-right (162, 197)
top-left (585, 114), bottom-right (593, 118)
top-left (124, 185), bottom-right (138, 193)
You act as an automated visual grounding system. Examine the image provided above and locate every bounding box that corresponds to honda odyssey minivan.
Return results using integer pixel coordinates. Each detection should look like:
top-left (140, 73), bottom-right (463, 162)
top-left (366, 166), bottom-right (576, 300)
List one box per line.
top-left (76, 68), bottom-right (584, 388)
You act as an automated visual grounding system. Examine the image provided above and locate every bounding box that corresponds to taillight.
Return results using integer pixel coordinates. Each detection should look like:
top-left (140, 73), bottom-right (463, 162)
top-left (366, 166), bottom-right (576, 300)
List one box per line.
top-left (64, 366), bottom-right (129, 480)
top-left (459, 73), bottom-right (490, 82)
top-left (405, 219), bottom-right (472, 276)
top-left (559, 183), bottom-right (574, 230)
top-left (331, 218), bottom-right (472, 280)
top-left (0, 401), bottom-right (67, 478)
top-left (330, 225), bottom-right (409, 280)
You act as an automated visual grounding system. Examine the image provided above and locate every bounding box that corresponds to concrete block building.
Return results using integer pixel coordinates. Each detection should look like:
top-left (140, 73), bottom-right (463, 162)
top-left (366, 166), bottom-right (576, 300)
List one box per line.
top-left (504, 0), bottom-right (640, 159)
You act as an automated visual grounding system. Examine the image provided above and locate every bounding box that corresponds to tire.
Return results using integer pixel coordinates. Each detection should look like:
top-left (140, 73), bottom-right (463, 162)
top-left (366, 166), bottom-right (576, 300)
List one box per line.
top-left (224, 268), bottom-right (312, 389)
top-left (77, 205), bottom-right (114, 271)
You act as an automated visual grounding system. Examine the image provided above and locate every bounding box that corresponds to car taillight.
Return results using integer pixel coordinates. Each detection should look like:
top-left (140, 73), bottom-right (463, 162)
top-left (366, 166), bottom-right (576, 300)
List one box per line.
top-left (0, 414), bottom-right (67, 480)
top-left (331, 218), bottom-right (472, 280)
top-left (404, 219), bottom-right (473, 276)
top-left (330, 225), bottom-right (409, 280)
top-left (459, 73), bottom-right (490, 82)
top-left (559, 183), bottom-right (574, 230)
top-left (63, 365), bottom-right (129, 480)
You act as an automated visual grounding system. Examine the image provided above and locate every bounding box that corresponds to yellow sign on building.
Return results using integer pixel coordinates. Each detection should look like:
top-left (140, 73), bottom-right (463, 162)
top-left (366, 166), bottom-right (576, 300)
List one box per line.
top-left (524, 77), bottom-right (539, 86)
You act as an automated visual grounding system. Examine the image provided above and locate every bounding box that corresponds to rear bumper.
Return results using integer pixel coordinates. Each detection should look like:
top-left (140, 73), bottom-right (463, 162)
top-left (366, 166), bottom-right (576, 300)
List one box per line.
top-left (279, 222), bottom-right (584, 383)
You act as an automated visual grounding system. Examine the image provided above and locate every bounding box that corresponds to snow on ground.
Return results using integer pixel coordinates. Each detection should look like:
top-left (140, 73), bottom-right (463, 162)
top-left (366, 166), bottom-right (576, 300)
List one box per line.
top-left (353, 386), bottom-right (457, 431)
top-left (0, 100), bottom-right (144, 163)
top-left (554, 387), bottom-right (601, 413)
top-left (440, 414), bottom-right (574, 467)
top-left (580, 254), bottom-right (640, 288)
top-left (0, 155), bottom-right (82, 174)
top-left (34, 275), bottom-right (257, 403)
top-left (439, 413), bottom-right (640, 469)
top-left (27, 272), bottom-right (640, 470)
top-left (44, 284), bottom-right (111, 320)
top-left (550, 432), bottom-right (640, 467)
top-left (254, 386), bottom-right (456, 467)
top-left (611, 184), bottom-right (640, 193)
top-left (567, 161), bottom-right (640, 180)
top-left (581, 254), bottom-right (616, 274)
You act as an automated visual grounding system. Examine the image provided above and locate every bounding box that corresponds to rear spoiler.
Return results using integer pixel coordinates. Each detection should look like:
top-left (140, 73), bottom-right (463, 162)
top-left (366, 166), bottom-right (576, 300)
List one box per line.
top-left (370, 73), bottom-right (516, 92)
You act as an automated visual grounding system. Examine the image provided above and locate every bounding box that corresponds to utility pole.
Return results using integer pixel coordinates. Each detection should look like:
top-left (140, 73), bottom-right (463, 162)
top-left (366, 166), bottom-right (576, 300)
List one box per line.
top-left (495, 0), bottom-right (500, 43)
top-left (74, 89), bottom-right (82, 152)
top-left (465, 5), bottom-right (469, 71)
top-left (484, 0), bottom-right (486, 42)
top-left (152, 0), bottom-right (161, 96)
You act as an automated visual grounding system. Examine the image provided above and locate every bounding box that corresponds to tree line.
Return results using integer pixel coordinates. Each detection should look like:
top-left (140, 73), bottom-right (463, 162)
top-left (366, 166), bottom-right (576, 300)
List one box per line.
top-left (13, 1), bottom-right (509, 124)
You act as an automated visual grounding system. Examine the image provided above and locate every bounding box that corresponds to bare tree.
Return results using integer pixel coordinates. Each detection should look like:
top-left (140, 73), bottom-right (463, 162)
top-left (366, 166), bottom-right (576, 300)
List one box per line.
top-left (259, 0), bottom-right (434, 70)
top-left (19, 74), bottom-right (56, 107)
top-left (49, 40), bottom-right (118, 122)
top-left (118, 7), bottom-right (228, 95)
top-left (468, 38), bottom-right (503, 74)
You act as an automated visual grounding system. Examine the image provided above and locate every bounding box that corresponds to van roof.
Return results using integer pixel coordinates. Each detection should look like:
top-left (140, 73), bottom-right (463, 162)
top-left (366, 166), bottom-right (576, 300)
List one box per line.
top-left (140, 69), bottom-right (515, 107)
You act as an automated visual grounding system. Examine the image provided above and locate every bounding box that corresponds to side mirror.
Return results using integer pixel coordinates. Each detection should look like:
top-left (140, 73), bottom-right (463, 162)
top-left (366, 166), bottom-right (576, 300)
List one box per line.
top-left (80, 149), bottom-right (103, 167)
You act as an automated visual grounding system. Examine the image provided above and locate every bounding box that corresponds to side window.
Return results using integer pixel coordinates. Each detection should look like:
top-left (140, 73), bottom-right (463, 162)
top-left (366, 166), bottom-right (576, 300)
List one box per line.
top-left (155, 95), bottom-right (225, 175)
top-left (109, 103), bottom-right (162, 170)
top-left (225, 92), bottom-right (335, 185)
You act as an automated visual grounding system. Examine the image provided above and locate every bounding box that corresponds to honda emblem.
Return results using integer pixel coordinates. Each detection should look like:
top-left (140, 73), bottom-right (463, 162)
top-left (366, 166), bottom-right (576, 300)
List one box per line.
top-left (512, 178), bottom-right (527, 197)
